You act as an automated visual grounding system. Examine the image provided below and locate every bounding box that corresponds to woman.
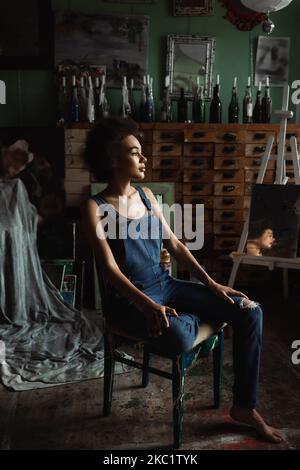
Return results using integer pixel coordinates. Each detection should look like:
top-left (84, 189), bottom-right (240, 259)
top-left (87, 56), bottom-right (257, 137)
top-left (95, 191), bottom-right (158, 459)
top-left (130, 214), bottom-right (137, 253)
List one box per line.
top-left (83, 116), bottom-right (282, 444)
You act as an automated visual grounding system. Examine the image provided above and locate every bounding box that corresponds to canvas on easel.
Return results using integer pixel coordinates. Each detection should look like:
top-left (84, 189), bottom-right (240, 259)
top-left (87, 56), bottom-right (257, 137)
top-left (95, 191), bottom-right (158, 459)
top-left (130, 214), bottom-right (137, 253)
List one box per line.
top-left (246, 184), bottom-right (300, 259)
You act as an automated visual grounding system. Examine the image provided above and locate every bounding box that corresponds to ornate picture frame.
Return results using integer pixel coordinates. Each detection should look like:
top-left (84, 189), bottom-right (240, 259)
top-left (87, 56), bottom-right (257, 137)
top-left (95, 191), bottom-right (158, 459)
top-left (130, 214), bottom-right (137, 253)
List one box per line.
top-left (173, 0), bottom-right (212, 16)
top-left (166, 34), bottom-right (215, 99)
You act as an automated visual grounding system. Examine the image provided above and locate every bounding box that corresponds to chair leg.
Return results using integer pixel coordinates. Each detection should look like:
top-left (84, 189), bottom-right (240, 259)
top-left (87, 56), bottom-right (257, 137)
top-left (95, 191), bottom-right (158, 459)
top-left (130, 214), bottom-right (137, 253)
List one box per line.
top-left (103, 332), bottom-right (115, 417)
top-left (213, 329), bottom-right (224, 409)
top-left (172, 355), bottom-right (185, 449)
top-left (142, 347), bottom-right (152, 388)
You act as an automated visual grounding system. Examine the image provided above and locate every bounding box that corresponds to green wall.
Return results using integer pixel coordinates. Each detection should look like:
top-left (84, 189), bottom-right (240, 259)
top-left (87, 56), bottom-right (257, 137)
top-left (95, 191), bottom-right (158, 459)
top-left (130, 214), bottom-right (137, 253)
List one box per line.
top-left (0, 0), bottom-right (299, 126)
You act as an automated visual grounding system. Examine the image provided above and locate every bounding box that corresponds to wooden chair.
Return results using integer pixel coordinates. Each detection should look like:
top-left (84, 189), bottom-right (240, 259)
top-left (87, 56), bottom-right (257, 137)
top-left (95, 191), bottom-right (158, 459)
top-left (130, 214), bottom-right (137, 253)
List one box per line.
top-left (96, 265), bottom-right (224, 449)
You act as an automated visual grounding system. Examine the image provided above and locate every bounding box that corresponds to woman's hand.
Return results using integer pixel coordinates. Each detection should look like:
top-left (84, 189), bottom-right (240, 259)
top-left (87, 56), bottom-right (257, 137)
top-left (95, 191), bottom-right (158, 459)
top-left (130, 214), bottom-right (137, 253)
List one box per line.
top-left (208, 281), bottom-right (248, 305)
top-left (138, 300), bottom-right (178, 337)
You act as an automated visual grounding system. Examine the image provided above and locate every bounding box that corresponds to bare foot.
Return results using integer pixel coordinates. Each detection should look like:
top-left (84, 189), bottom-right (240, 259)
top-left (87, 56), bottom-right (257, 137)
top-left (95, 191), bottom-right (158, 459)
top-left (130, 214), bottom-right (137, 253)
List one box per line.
top-left (230, 406), bottom-right (283, 443)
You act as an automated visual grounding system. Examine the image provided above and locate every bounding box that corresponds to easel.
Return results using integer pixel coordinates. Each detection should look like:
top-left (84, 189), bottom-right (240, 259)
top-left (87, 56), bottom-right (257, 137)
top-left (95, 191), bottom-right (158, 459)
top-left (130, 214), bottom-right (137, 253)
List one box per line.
top-left (229, 85), bottom-right (300, 297)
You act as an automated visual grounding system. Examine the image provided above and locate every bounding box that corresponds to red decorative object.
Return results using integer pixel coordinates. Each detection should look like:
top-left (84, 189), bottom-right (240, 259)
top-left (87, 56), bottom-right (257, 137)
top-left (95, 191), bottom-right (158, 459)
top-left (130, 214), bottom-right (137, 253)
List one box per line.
top-left (219, 0), bottom-right (267, 31)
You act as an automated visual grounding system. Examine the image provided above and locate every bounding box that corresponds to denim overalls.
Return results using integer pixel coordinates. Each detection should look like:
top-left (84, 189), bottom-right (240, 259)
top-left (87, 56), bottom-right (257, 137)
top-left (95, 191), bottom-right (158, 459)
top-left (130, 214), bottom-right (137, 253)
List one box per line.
top-left (92, 185), bottom-right (263, 408)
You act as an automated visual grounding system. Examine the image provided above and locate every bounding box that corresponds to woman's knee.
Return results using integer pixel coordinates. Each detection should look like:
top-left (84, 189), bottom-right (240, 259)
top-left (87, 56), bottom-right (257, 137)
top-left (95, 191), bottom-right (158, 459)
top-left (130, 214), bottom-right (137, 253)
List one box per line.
top-left (162, 317), bottom-right (197, 355)
top-left (235, 297), bottom-right (263, 330)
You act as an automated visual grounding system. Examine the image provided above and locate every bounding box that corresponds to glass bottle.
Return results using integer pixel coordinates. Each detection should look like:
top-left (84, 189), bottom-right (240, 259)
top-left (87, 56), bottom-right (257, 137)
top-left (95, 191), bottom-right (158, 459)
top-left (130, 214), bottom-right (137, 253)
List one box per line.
top-left (243, 76), bottom-right (253, 124)
top-left (228, 77), bottom-right (239, 123)
top-left (128, 78), bottom-right (137, 120)
top-left (121, 76), bottom-right (131, 118)
top-left (253, 81), bottom-right (263, 124)
top-left (79, 75), bottom-right (88, 122)
top-left (160, 75), bottom-right (172, 122)
top-left (192, 78), bottom-right (205, 123)
top-left (87, 75), bottom-right (95, 123)
top-left (177, 87), bottom-right (187, 123)
top-left (262, 76), bottom-right (272, 124)
top-left (209, 75), bottom-right (222, 123)
top-left (99, 75), bottom-right (110, 119)
top-left (70, 75), bottom-right (80, 123)
top-left (58, 75), bottom-right (69, 123)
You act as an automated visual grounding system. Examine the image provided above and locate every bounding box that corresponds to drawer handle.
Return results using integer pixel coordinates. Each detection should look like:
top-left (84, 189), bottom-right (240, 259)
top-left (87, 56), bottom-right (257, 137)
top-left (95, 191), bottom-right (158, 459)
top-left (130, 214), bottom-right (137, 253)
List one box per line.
top-left (159, 171), bottom-right (172, 178)
top-left (222, 146), bottom-right (235, 154)
top-left (223, 133), bottom-right (237, 141)
top-left (254, 146), bottom-right (266, 153)
top-left (254, 133), bottom-right (266, 140)
top-left (222, 171), bottom-right (235, 179)
top-left (223, 159), bottom-right (235, 166)
top-left (160, 132), bottom-right (176, 139)
top-left (222, 185), bottom-right (235, 192)
top-left (286, 160), bottom-right (293, 165)
top-left (191, 172), bottom-right (204, 179)
top-left (222, 240), bottom-right (235, 247)
top-left (221, 211), bottom-right (235, 218)
top-left (253, 159), bottom-right (261, 166)
top-left (192, 132), bottom-right (206, 138)
top-left (160, 145), bottom-right (174, 152)
top-left (160, 159), bottom-right (173, 166)
top-left (221, 224), bottom-right (234, 230)
top-left (222, 198), bottom-right (235, 205)
top-left (191, 145), bottom-right (205, 153)
top-left (191, 158), bottom-right (204, 165)
top-left (192, 198), bottom-right (204, 204)
top-left (191, 184), bottom-right (204, 191)
top-left (287, 146), bottom-right (291, 152)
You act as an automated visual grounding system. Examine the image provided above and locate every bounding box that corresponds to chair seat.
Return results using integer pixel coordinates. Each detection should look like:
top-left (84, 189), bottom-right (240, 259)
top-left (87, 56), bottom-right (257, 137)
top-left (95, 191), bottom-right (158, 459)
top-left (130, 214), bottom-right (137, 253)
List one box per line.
top-left (106, 320), bottom-right (225, 350)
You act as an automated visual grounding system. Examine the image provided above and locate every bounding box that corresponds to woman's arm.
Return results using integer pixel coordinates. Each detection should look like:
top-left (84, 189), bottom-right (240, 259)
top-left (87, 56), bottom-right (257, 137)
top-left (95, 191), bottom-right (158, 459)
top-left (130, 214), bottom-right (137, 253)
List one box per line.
top-left (82, 198), bottom-right (178, 336)
top-left (143, 187), bottom-right (247, 303)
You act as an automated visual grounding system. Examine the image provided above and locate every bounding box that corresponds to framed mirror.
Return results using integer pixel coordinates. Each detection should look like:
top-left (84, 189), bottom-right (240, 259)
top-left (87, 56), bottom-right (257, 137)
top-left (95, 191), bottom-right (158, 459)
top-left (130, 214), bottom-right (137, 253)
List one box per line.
top-left (166, 34), bottom-right (215, 100)
top-left (218, 0), bottom-right (267, 31)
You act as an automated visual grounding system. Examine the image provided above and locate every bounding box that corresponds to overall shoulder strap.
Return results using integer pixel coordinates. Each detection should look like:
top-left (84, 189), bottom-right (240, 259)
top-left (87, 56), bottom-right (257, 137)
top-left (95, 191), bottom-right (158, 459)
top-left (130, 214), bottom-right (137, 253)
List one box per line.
top-left (136, 186), bottom-right (152, 211)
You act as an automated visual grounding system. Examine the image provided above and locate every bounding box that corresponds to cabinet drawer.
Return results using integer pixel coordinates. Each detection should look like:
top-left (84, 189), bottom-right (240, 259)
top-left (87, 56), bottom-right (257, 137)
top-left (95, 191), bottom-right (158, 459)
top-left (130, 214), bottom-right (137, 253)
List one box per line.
top-left (244, 130), bottom-right (276, 143)
top-left (184, 170), bottom-right (214, 183)
top-left (214, 169), bottom-right (244, 183)
top-left (215, 143), bottom-right (244, 157)
top-left (139, 129), bottom-right (153, 143)
top-left (65, 141), bottom-right (85, 155)
top-left (213, 196), bottom-right (244, 210)
top-left (65, 154), bottom-right (87, 169)
top-left (214, 222), bottom-right (244, 235)
top-left (153, 130), bottom-right (182, 143)
top-left (214, 130), bottom-right (244, 143)
top-left (183, 195), bottom-right (214, 208)
top-left (183, 183), bottom-right (213, 195)
top-left (245, 170), bottom-right (274, 184)
top-left (153, 143), bottom-right (182, 156)
top-left (192, 209), bottom-right (213, 222)
top-left (245, 143), bottom-right (276, 157)
top-left (184, 128), bottom-right (215, 142)
top-left (214, 183), bottom-right (244, 196)
top-left (213, 210), bottom-right (244, 223)
top-left (244, 156), bottom-right (275, 170)
top-left (184, 157), bottom-right (212, 170)
top-left (152, 169), bottom-right (181, 181)
top-left (214, 236), bottom-right (239, 251)
top-left (65, 168), bottom-right (90, 182)
top-left (184, 143), bottom-right (213, 156)
top-left (65, 128), bottom-right (88, 142)
top-left (152, 156), bottom-right (180, 170)
top-left (214, 157), bottom-right (244, 170)
top-left (142, 144), bottom-right (153, 157)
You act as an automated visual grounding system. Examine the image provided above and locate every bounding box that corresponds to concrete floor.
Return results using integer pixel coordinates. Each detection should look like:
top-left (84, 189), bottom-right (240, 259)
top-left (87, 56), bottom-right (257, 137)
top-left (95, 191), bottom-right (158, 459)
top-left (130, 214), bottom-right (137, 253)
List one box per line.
top-left (0, 288), bottom-right (299, 450)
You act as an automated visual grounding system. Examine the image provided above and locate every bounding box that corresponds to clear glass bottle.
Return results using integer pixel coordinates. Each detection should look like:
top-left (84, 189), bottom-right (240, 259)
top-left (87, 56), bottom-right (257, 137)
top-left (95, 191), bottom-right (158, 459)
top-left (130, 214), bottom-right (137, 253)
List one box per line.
top-left (262, 76), bottom-right (272, 124)
top-left (193, 78), bottom-right (205, 123)
top-left (160, 75), bottom-right (172, 122)
top-left (178, 87), bottom-right (187, 123)
top-left (87, 75), bottom-right (95, 123)
top-left (128, 78), bottom-right (137, 120)
top-left (99, 75), bottom-right (110, 119)
top-left (70, 75), bottom-right (80, 123)
top-left (79, 75), bottom-right (88, 122)
top-left (121, 76), bottom-right (131, 118)
top-left (253, 81), bottom-right (263, 124)
top-left (58, 75), bottom-right (69, 123)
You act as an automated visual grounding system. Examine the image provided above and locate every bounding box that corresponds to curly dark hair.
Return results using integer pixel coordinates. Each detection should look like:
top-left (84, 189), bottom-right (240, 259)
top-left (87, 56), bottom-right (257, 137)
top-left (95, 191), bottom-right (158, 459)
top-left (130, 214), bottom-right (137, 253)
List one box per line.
top-left (84, 116), bottom-right (142, 181)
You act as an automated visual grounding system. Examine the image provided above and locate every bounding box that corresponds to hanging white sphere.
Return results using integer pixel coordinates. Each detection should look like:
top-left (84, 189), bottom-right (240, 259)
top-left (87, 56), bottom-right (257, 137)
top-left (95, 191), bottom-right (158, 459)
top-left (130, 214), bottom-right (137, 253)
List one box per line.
top-left (241, 0), bottom-right (293, 13)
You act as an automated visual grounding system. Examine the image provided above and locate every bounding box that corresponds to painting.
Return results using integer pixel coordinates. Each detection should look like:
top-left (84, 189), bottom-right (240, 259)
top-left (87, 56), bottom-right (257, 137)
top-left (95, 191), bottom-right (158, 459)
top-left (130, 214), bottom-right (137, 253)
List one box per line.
top-left (0, 0), bottom-right (53, 69)
top-left (173, 0), bottom-right (212, 16)
top-left (55, 11), bottom-right (149, 88)
top-left (218, 0), bottom-right (267, 31)
top-left (166, 34), bottom-right (215, 99)
top-left (255, 36), bottom-right (290, 86)
top-left (246, 184), bottom-right (300, 259)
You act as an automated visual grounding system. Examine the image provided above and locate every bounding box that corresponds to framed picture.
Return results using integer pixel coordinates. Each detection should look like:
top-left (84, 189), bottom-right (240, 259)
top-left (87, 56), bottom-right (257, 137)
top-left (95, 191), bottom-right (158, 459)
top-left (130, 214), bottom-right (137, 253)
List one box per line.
top-left (0, 0), bottom-right (53, 69)
top-left (255, 36), bottom-right (290, 86)
top-left (246, 184), bottom-right (300, 259)
top-left (173, 0), bottom-right (212, 16)
top-left (166, 34), bottom-right (215, 99)
top-left (55, 11), bottom-right (149, 88)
